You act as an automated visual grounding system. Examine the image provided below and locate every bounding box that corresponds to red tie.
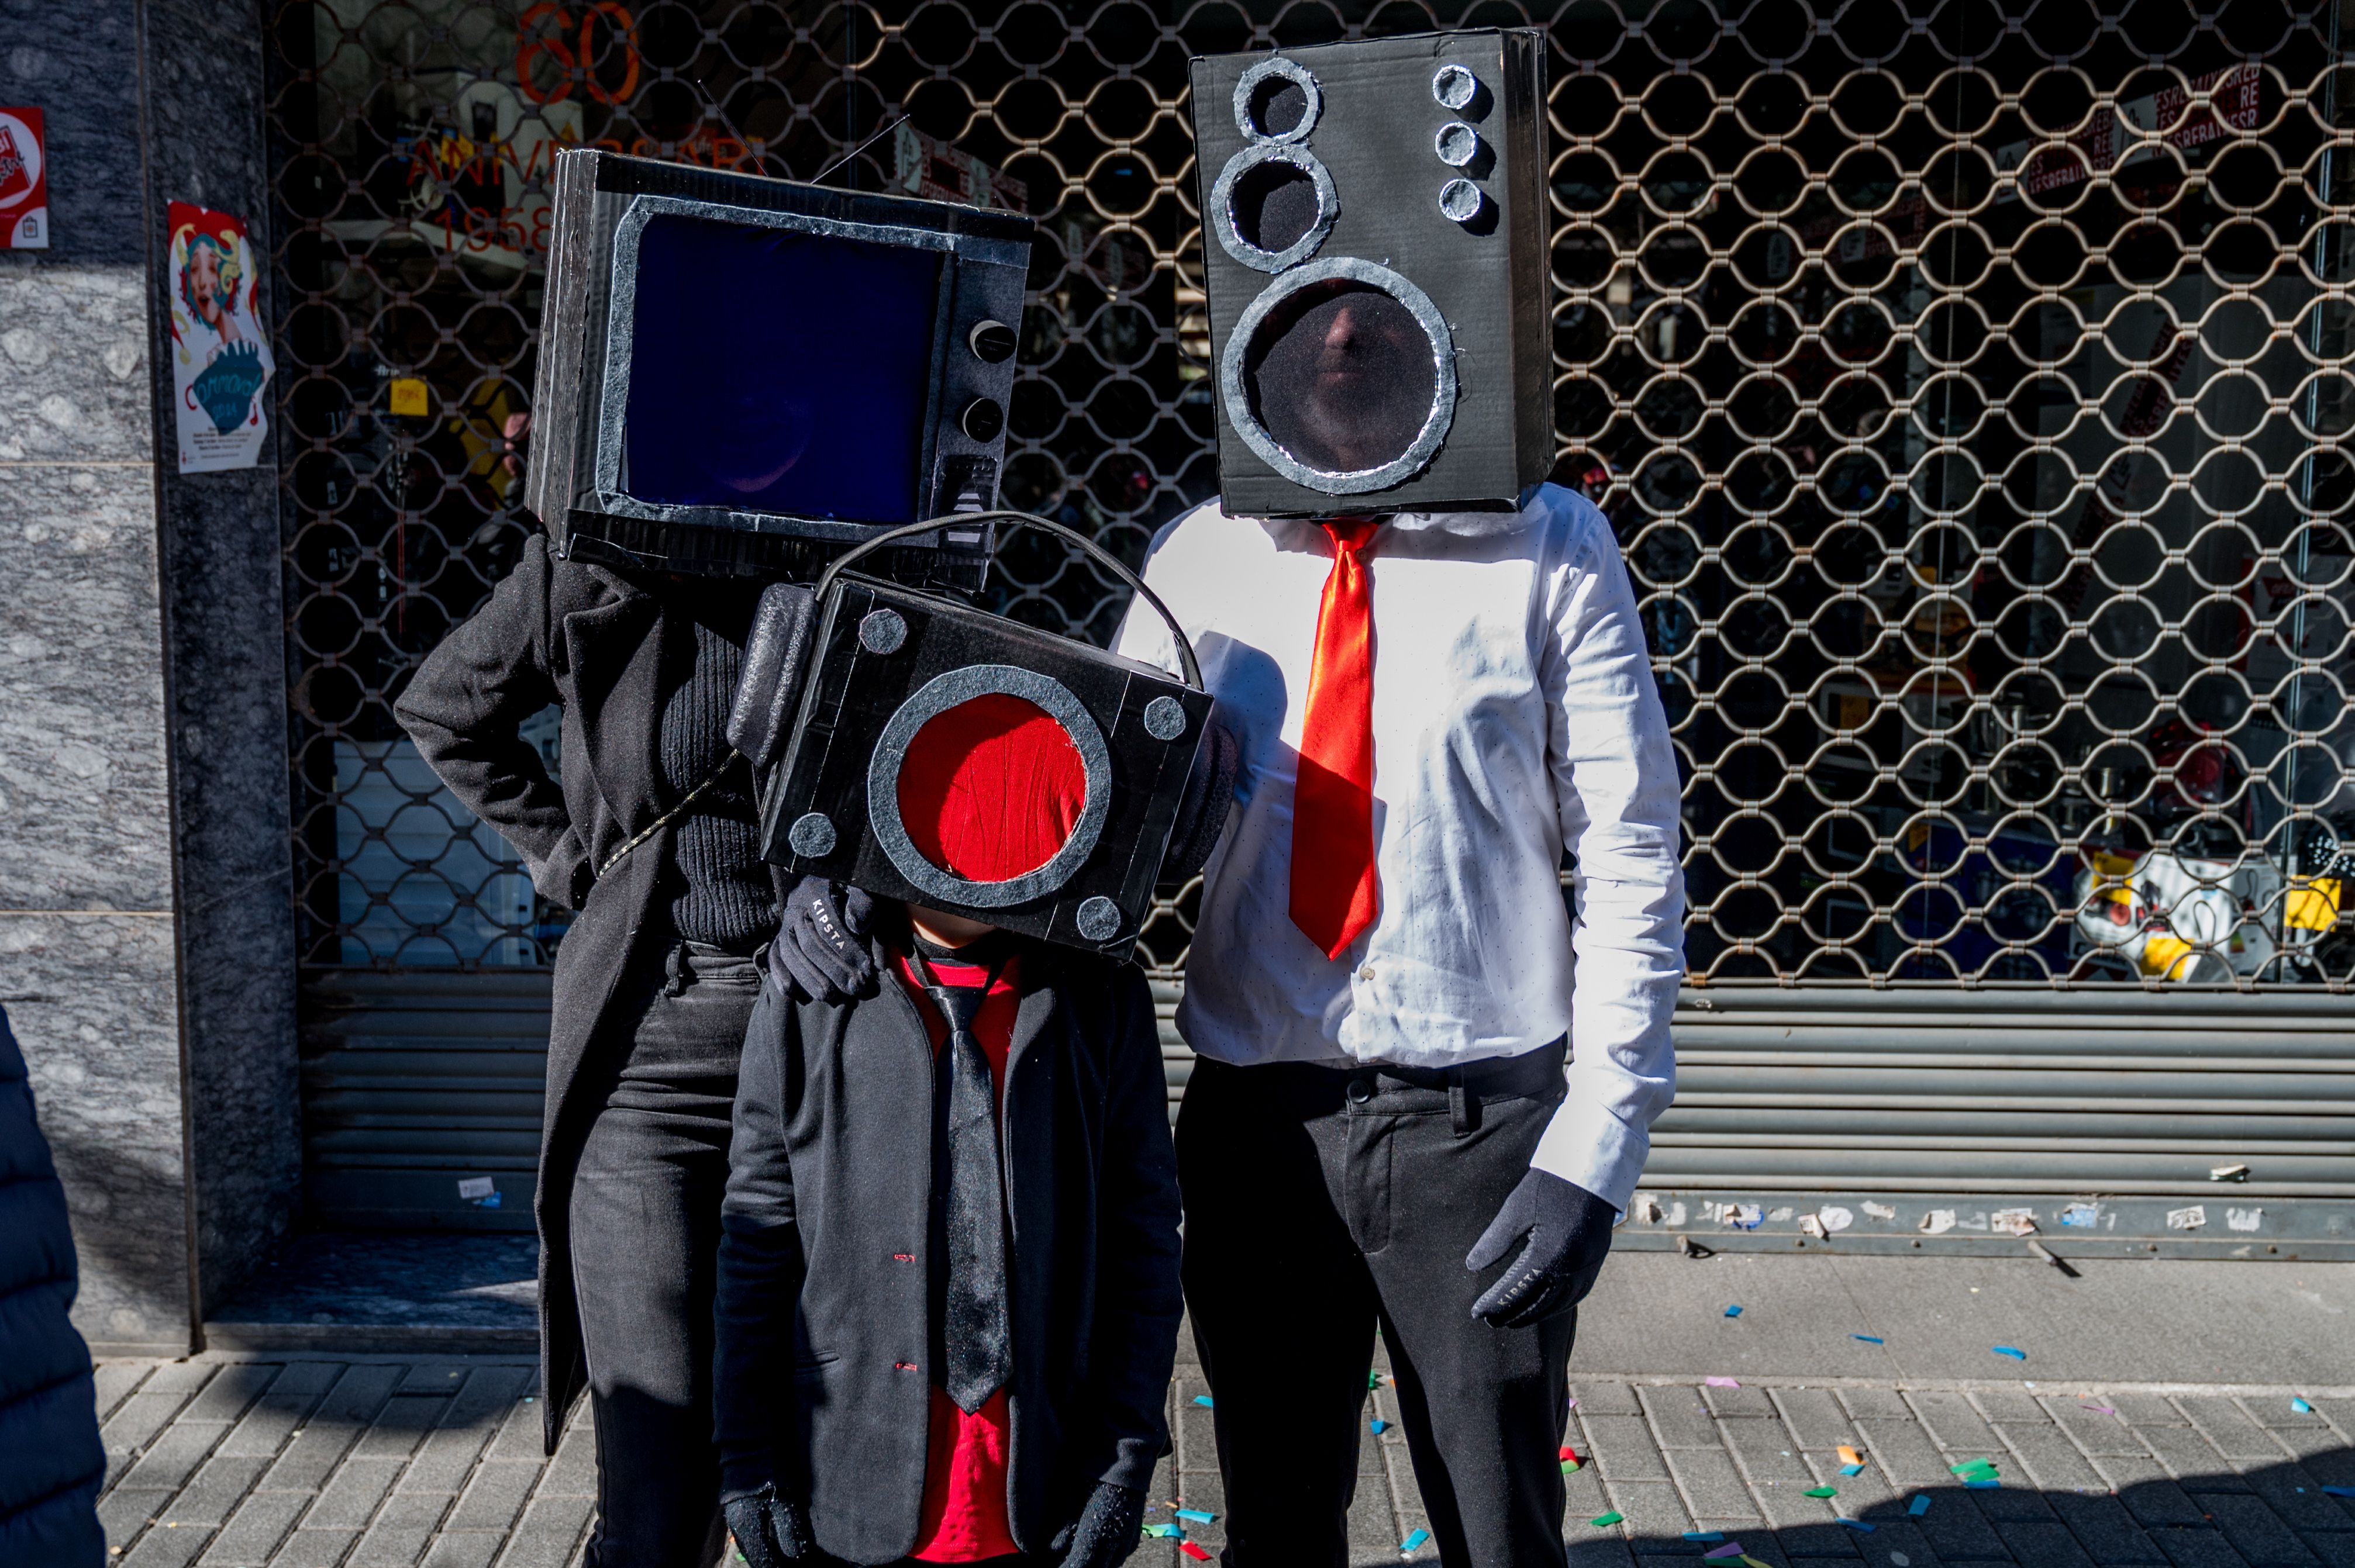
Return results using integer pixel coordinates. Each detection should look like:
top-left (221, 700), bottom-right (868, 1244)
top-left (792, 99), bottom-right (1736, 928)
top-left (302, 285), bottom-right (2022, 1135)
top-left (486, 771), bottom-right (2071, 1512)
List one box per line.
top-left (1290, 518), bottom-right (1380, 961)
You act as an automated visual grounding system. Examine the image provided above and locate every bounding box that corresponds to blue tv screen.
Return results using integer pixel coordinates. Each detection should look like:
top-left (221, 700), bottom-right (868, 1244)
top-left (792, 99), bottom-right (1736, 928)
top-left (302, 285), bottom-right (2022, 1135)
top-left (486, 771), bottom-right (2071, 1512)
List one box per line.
top-left (622, 213), bottom-right (945, 524)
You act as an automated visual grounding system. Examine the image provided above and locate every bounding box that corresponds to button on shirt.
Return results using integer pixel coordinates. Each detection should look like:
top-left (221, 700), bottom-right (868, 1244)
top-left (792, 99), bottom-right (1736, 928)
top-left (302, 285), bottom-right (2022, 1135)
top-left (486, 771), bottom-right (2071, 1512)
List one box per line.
top-left (1113, 483), bottom-right (1684, 1210)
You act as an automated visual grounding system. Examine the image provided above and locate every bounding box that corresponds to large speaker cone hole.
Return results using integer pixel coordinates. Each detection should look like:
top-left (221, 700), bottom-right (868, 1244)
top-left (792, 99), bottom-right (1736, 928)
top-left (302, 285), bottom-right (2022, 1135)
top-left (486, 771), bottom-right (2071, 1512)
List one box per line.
top-left (1229, 159), bottom-right (1321, 253)
top-left (1243, 281), bottom-right (1437, 476)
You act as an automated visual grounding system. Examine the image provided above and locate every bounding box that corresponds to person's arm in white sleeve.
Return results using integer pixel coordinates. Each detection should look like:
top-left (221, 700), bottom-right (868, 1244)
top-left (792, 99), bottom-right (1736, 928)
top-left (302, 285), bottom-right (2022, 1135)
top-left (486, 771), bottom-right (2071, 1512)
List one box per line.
top-left (1528, 505), bottom-right (1686, 1212)
top-left (1111, 516), bottom-right (1187, 676)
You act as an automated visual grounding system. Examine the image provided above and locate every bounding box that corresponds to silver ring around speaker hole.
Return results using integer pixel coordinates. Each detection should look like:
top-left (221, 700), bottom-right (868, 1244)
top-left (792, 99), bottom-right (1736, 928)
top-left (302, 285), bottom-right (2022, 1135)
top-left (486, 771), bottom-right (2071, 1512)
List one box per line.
top-left (1143, 695), bottom-right (1188, 741)
top-left (1232, 56), bottom-right (1321, 144)
top-left (1439, 178), bottom-right (1486, 223)
top-left (1211, 143), bottom-right (1339, 275)
top-left (867, 664), bottom-right (1113, 910)
top-left (1432, 63), bottom-right (1479, 110)
top-left (1434, 121), bottom-right (1481, 167)
top-left (860, 608), bottom-right (907, 654)
top-left (1075, 896), bottom-right (1123, 942)
top-left (1218, 256), bottom-right (1460, 496)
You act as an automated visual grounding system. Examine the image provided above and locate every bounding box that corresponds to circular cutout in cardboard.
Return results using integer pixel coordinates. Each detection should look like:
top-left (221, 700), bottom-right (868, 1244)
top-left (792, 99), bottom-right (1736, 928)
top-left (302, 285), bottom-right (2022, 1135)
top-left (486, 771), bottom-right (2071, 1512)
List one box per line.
top-left (1221, 258), bottom-right (1456, 492)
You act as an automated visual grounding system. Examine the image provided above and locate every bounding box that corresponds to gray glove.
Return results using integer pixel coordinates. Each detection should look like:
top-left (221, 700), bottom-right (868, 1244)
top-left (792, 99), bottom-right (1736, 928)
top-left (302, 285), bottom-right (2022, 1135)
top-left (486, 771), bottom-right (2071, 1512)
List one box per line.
top-left (722, 1482), bottom-right (812, 1567)
top-left (1050, 1481), bottom-right (1144, 1568)
top-left (1466, 1169), bottom-right (1616, 1328)
top-left (768, 875), bottom-right (879, 1003)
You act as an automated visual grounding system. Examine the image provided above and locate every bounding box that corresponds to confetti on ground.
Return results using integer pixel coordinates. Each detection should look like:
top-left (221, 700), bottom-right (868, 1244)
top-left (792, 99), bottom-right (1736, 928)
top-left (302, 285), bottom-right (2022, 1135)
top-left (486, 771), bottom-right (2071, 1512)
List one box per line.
top-left (1909, 1495), bottom-right (1932, 1517)
top-left (1564, 1397), bottom-right (1577, 1411)
top-left (2322, 1486), bottom-right (2355, 1498)
top-left (1991, 1345), bottom-right (2027, 1360)
top-left (1804, 1486), bottom-right (1838, 1498)
top-left (1174, 1509), bottom-right (1215, 1524)
top-left (1702, 1546), bottom-right (1743, 1562)
top-left (1370, 1419), bottom-right (1388, 1434)
top-left (1706, 1376), bottom-right (1742, 1388)
top-left (1143, 1524), bottom-right (1184, 1538)
top-left (2081, 1403), bottom-right (2115, 1414)
top-left (1589, 1511), bottom-right (1625, 1528)
top-left (1558, 1445), bottom-right (1581, 1472)
top-left (1178, 1543), bottom-right (1213, 1562)
top-left (2293, 1397), bottom-right (2315, 1413)
top-left (1965, 1479), bottom-right (2001, 1490)
top-left (1837, 1445), bottom-right (1863, 1466)
top-left (1742, 1557), bottom-right (1774, 1568)
top-left (1192, 1396), bottom-right (1215, 1407)
top-left (1684, 1532), bottom-right (1725, 1543)
top-left (1836, 1517), bottom-right (1875, 1533)
top-left (1951, 1459), bottom-right (2000, 1480)
top-left (1725, 1304), bottom-right (1743, 1317)
top-left (1851, 1334), bottom-right (1884, 1344)
top-left (1840, 1463), bottom-right (1866, 1476)
top-left (1400, 1528), bottom-right (1430, 1552)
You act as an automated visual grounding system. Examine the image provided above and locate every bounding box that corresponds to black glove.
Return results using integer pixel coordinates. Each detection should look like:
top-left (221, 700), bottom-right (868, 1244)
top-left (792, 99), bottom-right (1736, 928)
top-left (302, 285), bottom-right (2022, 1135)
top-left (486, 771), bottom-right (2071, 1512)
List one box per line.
top-left (1050, 1480), bottom-right (1145, 1568)
top-left (1466, 1169), bottom-right (1616, 1328)
top-left (769, 876), bottom-right (879, 1003)
top-left (722, 1482), bottom-right (812, 1567)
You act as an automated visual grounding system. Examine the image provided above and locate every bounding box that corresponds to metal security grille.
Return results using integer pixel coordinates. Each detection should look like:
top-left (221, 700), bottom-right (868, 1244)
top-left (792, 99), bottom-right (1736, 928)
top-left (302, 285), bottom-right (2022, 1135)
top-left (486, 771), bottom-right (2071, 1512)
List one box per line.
top-left (264, 0), bottom-right (2355, 996)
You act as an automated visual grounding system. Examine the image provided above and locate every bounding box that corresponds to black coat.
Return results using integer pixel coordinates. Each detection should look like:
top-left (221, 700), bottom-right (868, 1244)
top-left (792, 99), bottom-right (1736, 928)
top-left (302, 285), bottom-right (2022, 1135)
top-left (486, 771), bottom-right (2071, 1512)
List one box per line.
top-left (395, 533), bottom-right (718, 1452)
top-left (0, 1005), bottom-right (106, 1568)
top-left (713, 942), bottom-right (1182, 1565)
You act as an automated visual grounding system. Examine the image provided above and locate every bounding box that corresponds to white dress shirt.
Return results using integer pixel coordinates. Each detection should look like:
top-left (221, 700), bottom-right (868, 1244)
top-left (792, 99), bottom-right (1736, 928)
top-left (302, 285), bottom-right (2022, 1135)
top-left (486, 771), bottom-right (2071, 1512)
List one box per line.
top-left (1113, 483), bottom-right (1684, 1210)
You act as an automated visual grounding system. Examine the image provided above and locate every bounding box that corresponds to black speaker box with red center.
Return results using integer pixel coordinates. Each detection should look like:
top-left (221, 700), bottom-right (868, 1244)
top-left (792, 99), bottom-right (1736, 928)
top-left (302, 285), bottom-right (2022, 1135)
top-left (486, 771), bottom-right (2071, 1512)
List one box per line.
top-left (735, 514), bottom-right (1225, 959)
top-left (1190, 30), bottom-right (1551, 518)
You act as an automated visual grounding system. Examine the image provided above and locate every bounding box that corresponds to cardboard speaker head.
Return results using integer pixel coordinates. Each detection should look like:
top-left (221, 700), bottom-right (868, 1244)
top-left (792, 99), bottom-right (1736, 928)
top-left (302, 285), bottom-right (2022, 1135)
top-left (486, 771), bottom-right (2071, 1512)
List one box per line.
top-left (1190, 30), bottom-right (1552, 517)
top-left (737, 512), bottom-right (1229, 959)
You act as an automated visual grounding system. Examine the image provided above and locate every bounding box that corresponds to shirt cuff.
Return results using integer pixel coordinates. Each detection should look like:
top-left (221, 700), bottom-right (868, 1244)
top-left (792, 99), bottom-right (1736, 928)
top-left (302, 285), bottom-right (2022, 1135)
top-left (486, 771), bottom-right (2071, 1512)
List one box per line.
top-left (1530, 1095), bottom-right (1649, 1213)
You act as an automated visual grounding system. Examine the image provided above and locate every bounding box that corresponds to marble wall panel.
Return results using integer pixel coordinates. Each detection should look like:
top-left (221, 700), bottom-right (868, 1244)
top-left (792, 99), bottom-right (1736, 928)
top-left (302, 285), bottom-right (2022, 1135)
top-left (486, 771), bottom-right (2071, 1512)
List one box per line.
top-left (144, 0), bottom-right (301, 1320)
top-left (0, 462), bottom-right (173, 910)
top-left (0, 913), bottom-right (191, 1355)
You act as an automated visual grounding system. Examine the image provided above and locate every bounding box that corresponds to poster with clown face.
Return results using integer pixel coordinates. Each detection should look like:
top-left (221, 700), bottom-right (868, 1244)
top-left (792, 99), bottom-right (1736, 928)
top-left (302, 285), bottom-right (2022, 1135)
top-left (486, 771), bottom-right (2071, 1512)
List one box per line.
top-left (168, 201), bottom-right (274, 472)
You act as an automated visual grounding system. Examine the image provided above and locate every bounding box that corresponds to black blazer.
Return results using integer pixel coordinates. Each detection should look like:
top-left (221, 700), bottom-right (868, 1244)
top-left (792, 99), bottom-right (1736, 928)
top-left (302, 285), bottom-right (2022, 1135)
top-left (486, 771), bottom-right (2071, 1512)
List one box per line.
top-left (395, 533), bottom-right (715, 1452)
top-left (714, 942), bottom-right (1182, 1565)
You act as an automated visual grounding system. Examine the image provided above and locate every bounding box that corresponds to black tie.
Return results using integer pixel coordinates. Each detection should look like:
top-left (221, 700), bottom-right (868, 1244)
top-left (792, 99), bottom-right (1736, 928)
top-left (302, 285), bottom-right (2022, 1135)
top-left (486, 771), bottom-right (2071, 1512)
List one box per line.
top-left (916, 955), bottom-right (1011, 1413)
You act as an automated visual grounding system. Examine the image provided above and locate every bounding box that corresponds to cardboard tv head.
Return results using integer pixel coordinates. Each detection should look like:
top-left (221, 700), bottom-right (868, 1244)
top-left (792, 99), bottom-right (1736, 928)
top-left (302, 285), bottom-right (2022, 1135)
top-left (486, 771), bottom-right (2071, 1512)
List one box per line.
top-left (1191, 30), bottom-right (1553, 517)
top-left (525, 148), bottom-right (1035, 588)
top-left (727, 513), bottom-right (1237, 961)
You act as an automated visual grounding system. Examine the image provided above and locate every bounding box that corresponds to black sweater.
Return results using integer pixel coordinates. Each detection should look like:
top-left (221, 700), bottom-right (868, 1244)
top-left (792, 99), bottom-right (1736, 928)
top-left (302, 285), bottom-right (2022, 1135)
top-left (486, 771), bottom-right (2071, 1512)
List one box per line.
top-left (653, 582), bottom-right (777, 952)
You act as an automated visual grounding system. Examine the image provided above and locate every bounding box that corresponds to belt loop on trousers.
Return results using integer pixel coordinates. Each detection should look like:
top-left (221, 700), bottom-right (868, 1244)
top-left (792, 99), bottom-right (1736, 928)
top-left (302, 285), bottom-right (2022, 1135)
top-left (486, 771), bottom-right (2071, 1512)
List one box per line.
top-left (1449, 1076), bottom-right (1475, 1136)
top-left (663, 940), bottom-right (691, 998)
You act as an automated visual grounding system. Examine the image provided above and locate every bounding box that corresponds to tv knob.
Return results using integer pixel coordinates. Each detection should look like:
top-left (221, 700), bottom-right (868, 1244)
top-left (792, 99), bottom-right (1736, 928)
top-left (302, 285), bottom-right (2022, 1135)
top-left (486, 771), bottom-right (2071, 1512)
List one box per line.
top-left (967, 319), bottom-right (1018, 363)
top-left (960, 397), bottom-right (1005, 443)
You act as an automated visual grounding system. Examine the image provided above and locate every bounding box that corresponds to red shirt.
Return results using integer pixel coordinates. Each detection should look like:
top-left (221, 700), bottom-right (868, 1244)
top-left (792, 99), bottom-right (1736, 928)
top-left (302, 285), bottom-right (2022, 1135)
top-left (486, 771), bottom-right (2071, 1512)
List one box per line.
top-left (893, 949), bottom-right (1023, 1564)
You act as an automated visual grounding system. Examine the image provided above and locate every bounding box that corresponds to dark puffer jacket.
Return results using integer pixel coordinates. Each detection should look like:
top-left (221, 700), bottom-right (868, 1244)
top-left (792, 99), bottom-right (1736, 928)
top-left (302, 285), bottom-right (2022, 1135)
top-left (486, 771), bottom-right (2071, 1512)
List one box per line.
top-left (0, 1004), bottom-right (105, 1567)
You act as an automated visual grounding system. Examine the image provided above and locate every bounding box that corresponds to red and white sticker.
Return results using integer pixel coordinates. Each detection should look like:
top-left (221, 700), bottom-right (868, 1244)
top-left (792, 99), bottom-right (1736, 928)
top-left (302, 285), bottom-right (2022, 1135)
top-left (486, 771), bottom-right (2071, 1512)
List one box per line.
top-left (0, 107), bottom-right (49, 249)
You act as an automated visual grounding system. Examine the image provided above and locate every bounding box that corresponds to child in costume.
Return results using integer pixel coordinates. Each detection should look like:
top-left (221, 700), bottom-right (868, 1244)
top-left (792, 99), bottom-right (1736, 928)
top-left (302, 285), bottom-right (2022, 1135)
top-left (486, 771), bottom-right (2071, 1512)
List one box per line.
top-left (713, 873), bottom-right (1180, 1568)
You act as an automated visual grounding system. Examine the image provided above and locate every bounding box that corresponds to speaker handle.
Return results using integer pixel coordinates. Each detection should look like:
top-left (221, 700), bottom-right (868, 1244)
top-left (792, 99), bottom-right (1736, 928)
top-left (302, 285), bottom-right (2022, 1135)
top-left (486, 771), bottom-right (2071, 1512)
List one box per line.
top-left (815, 509), bottom-right (1205, 692)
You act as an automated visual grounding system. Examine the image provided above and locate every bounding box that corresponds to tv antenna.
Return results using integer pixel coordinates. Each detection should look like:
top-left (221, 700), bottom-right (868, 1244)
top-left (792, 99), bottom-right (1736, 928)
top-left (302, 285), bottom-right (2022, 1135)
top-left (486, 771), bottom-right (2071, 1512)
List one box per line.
top-left (812, 112), bottom-right (909, 188)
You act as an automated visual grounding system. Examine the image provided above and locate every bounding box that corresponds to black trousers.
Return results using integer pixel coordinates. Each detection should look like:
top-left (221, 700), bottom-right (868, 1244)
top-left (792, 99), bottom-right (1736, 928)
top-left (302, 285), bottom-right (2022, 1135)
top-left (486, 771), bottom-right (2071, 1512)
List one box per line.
top-left (572, 942), bottom-right (762, 1568)
top-left (1177, 1046), bottom-right (1577, 1568)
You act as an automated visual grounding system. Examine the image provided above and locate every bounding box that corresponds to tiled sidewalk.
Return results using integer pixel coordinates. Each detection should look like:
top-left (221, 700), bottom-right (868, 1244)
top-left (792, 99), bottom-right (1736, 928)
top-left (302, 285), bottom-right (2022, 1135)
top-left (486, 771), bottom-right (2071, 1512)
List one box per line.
top-left (92, 1353), bottom-right (2355, 1567)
